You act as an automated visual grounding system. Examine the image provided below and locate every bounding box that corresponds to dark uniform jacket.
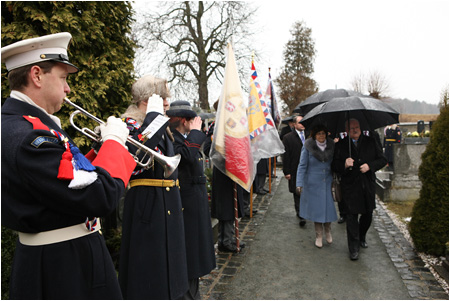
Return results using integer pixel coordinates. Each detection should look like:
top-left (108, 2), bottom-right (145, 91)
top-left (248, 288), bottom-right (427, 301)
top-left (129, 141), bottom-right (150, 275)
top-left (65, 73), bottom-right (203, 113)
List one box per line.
top-left (172, 129), bottom-right (216, 280)
top-left (203, 122), bottom-right (245, 220)
top-left (331, 133), bottom-right (387, 214)
top-left (282, 130), bottom-right (304, 193)
top-left (1, 97), bottom-right (136, 299)
top-left (119, 112), bottom-right (188, 300)
top-left (384, 126), bottom-right (402, 164)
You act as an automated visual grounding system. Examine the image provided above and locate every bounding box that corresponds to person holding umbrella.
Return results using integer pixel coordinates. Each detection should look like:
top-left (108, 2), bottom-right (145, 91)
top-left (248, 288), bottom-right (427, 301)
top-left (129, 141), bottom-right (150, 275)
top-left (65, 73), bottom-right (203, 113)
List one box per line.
top-left (331, 118), bottom-right (387, 260)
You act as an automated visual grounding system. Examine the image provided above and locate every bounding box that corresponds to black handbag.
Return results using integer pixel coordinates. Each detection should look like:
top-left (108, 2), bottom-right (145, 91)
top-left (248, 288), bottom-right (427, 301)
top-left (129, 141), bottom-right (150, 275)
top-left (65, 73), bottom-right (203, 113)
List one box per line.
top-left (331, 173), bottom-right (342, 202)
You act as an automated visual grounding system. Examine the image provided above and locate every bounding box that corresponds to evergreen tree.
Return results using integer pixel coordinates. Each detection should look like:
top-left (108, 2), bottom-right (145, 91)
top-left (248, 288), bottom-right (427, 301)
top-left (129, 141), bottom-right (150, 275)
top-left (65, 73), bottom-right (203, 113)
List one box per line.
top-left (1, 3), bottom-right (136, 297)
top-left (1, 1), bottom-right (136, 150)
top-left (275, 21), bottom-right (318, 114)
top-left (409, 87), bottom-right (449, 256)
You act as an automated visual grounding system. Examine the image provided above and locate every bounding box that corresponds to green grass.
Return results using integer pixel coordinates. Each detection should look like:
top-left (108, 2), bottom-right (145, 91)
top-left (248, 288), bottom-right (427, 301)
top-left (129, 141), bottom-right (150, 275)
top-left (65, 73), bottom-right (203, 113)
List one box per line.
top-left (383, 200), bottom-right (415, 221)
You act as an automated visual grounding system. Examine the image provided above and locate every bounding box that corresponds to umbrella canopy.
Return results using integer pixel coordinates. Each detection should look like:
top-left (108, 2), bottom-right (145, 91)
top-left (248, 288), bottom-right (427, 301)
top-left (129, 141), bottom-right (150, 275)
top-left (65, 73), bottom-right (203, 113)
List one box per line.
top-left (293, 89), bottom-right (365, 115)
top-left (300, 96), bottom-right (399, 138)
top-left (281, 115), bottom-right (296, 125)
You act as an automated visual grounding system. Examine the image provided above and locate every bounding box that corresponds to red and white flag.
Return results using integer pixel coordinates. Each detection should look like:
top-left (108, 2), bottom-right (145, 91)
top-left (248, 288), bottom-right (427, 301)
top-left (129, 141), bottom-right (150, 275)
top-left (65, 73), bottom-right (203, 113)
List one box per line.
top-left (210, 43), bottom-right (255, 191)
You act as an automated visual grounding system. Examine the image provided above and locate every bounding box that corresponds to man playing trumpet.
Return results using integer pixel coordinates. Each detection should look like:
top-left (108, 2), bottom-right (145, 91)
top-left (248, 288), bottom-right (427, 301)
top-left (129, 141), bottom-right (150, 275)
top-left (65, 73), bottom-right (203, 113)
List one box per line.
top-left (1, 32), bottom-right (136, 299)
top-left (118, 75), bottom-right (189, 299)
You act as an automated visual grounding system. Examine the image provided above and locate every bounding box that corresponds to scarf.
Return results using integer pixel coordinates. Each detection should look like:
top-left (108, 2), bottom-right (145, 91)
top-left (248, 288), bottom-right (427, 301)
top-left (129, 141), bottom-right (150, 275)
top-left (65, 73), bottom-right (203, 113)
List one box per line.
top-left (316, 140), bottom-right (327, 151)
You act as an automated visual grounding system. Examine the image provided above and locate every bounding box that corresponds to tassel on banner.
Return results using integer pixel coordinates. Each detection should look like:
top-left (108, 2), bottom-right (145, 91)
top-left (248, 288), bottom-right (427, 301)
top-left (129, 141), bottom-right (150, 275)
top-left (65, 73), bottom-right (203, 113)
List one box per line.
top-left (57, 148), bottom-right (74, 180)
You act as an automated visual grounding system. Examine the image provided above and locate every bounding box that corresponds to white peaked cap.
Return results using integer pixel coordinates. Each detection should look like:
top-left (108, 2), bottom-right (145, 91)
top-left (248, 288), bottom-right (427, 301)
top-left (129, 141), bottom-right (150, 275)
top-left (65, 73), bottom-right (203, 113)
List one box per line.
top-left (1, 32), bottom-right (78, 73)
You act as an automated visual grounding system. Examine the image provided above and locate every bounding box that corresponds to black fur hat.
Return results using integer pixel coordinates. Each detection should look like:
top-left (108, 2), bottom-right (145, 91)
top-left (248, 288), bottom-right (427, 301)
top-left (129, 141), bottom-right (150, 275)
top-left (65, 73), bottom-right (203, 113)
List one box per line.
top-left (166, 100), bottom-right (197, 118)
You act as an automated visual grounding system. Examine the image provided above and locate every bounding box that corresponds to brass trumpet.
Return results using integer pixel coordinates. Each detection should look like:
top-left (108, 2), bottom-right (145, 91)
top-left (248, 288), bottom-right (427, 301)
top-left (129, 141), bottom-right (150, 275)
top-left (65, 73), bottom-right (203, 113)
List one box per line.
top-left (64, 98), bottom-right (180, 178)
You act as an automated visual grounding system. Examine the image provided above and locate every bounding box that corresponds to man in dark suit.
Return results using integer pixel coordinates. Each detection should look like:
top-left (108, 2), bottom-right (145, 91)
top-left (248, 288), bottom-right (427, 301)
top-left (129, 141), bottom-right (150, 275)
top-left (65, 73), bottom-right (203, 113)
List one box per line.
top-left (282, 115), bottom-right (307, 227)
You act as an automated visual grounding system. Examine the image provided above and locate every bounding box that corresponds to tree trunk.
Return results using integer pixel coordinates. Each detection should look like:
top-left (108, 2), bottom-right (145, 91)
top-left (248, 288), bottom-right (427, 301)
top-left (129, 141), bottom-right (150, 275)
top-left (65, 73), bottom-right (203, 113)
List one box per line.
top-left (198, 79), bottom-right (209, 110)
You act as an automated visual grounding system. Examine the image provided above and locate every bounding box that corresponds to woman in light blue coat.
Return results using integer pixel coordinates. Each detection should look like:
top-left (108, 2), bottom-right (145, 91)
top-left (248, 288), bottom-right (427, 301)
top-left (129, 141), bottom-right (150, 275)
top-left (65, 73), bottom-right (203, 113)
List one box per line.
top-left (296, 124), bottom-right (338, 248)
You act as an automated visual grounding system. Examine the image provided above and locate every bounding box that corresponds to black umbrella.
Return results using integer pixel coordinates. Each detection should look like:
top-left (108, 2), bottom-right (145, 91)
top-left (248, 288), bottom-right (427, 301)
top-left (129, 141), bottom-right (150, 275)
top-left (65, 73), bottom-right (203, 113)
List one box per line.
top-left (293, 89), bottom-right (365, 115)
top-left (281, 115), bottom-right (296, 124)
top-left (300, 96), bottom-right (399, 138)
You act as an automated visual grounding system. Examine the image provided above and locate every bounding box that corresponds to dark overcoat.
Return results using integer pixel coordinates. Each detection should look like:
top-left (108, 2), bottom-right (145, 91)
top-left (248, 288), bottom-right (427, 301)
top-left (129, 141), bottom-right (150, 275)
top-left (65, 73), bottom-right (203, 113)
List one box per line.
top-left (282, 130), bottom-right (304, 193)
top-left (203, 122), bottom-right (245, 221)
top-left (331, 133), bottom-right (387, 214)
top-left (119, 112), bottom-right (188, 300)
top-left (2, 98), bottom-right (135, 299)
top-left (279, 125), bottom-right (293, 140)
top-left (256, 158), bottom-right (268, 175)
top-left (172, 129), bottom-right (216, 280)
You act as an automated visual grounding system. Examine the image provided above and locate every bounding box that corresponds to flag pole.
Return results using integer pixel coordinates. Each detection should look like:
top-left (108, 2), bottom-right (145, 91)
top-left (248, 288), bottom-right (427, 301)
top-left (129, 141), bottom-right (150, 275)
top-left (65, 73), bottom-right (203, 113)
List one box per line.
top-left (268, 157), bottom-right (272, 194)
top-left (250, 184), bottom-right (254, 218)
top-left (233, 182), bottom-right (241, 252)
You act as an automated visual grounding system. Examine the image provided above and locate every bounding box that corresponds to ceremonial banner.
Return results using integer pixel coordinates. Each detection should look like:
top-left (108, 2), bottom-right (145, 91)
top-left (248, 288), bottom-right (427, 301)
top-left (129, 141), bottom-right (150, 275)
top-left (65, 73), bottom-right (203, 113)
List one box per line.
top-left (247, 60), bottom-right (285, 162)
top-left (210, 43), bottom-right (254, 191)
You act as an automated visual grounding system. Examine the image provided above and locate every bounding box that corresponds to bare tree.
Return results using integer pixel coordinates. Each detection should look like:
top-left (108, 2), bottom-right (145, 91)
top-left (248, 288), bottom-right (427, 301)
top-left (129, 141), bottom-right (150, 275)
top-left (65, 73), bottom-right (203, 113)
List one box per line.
top-left (133, 1), bottom-right (257, 110)
top-left (367, 70), bottom-right (390, 99)
top-left (349, 70), bottom-right (390, 99)
top-left (350, 72), bottom-right (366, 94)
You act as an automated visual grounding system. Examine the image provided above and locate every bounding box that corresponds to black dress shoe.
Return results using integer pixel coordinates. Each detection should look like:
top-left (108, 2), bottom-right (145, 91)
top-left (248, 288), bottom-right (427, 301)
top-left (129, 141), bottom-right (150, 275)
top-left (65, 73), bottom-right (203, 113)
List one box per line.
top-left (299, 219), bottom-right (306, 227)
top-left (255, 190), bottom-right (267, 195)
top-left (262, 188), bottom-right (269, 193)
top-left (360, 241), bottom-right (368, 248)
top-left (350, 251), bottom-right (359, 260)
top-left (218, 243), bottom-right (245, 253)
top-left (245, 210), bottom-right (258, 217)
top-left (338, 216), bottom-right (346, 224)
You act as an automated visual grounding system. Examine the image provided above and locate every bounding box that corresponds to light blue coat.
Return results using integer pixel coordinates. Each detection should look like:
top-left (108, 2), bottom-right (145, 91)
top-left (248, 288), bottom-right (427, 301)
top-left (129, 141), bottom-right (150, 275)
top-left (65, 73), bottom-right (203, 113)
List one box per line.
top-left (296, 137), bottom-right (337, 223)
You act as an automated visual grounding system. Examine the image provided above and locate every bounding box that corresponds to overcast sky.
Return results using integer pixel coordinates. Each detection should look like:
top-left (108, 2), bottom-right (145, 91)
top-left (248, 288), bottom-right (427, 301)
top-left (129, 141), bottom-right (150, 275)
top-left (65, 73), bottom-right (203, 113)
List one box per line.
top-left (252, 0), bottom-right (449, 105)
top-left (133, 0), bottom-right (449, 106)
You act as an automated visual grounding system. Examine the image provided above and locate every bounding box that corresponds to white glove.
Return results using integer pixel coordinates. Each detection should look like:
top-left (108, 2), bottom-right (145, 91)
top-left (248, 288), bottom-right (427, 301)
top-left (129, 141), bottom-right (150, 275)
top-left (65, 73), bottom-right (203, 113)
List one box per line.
top-left (146, 94), bottom-right (164, 114)
top-left (100, 116), bottom-right (129, 147)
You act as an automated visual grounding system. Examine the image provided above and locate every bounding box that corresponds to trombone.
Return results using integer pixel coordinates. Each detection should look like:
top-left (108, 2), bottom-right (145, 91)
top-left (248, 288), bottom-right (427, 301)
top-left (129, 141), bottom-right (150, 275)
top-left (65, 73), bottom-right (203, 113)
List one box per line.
top-left (64, 98), bottom-right (180, 178)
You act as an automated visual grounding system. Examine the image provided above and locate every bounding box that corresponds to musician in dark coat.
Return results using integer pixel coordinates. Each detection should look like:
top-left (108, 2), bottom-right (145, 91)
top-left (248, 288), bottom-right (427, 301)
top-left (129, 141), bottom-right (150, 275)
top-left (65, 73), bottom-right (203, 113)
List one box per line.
top-left (332, 119), bottom-right (387, 261)
top-left (204, 120), bottom-right (246, 253)
top-left (167, 100), bottom-right (216, 299)
top-left (1, 32), bottom-right (136, 299)
top-left (119, 75), bottom-right (189, 299)
top-left (383, 124), bottom-right (402, 170)
top-left (282, 115), bottom-right (307, 225)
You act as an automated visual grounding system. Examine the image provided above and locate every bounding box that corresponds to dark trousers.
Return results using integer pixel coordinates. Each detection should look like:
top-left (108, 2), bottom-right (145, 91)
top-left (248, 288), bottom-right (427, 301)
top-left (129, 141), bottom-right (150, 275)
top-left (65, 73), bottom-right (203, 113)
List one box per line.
top-left (243, 190), bottom-right (251, 215)
top-left (218, 220), bottom-right (235, 247)
top-left (346, 212), bottom-right (373, 253)
top-left (253, 174), bottom-right (266, 192)
top-left (338, 199), bottom-right (347, 217)
top-left (293, 193), bottom-right (300, 215)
